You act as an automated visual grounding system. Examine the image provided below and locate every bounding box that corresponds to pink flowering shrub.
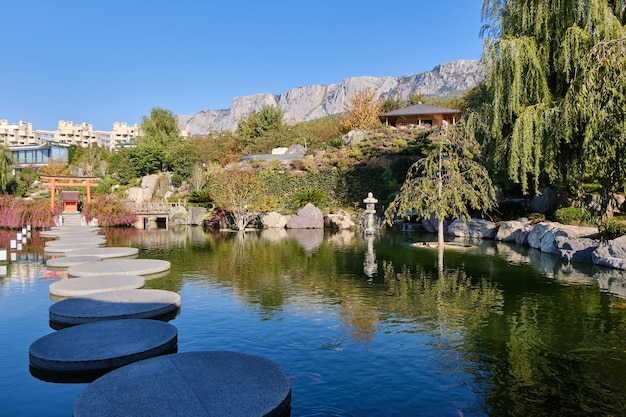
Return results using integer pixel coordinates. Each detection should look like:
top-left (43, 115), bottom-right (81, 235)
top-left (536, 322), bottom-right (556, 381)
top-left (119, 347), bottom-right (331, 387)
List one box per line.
top-left (0, 196), bottom-right (57, 229)
top-left (83, 194), bottom-right (137, 227)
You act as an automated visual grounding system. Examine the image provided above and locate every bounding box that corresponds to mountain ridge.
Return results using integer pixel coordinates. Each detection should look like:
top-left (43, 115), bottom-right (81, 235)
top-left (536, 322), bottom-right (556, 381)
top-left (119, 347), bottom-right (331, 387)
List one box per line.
top-left (178, 59), bottom-right (483, 136)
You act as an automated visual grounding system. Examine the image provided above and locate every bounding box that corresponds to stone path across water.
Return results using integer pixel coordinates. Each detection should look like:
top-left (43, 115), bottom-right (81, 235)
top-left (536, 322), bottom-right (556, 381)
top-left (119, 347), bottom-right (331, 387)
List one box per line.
top-left (29, 319), bottom-right (177, 375)
top-left (35, 223), bottom-right (291, 415)
top-left (72, 351), bottom-right (292, 417)
top-left (49, 289), bottom-right (181, 328)
top-left (49, 274), bottom-right (145, 298)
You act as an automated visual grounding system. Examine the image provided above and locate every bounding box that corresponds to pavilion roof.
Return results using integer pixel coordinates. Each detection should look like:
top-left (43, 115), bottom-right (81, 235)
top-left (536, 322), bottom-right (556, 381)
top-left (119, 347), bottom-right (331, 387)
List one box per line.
top-left (379, 103), bottom-right (461, 117)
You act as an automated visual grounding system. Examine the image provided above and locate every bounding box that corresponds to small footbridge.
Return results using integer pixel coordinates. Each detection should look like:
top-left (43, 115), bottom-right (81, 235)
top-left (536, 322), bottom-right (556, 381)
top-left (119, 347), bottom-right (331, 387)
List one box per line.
top-left (125, 200), bottom-right (186, 229)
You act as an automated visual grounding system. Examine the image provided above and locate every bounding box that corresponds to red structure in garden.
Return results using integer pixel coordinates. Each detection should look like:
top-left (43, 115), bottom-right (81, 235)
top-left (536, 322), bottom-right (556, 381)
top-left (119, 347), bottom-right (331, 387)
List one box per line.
top-left (40, 175), bottom-right (101, 212)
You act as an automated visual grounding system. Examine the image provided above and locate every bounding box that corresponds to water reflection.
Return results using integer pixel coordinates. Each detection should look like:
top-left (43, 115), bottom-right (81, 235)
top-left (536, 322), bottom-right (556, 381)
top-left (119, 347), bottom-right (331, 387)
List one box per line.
top-left (94, 227), bottom-right (626, 416)
top-left (363, 234), bottom-right (377, 279)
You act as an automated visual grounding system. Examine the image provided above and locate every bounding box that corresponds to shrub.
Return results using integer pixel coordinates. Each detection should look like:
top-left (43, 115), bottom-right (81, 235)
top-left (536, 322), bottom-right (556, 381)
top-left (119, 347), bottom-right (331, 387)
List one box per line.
top-left (328, 138), bottom-right (344, 148)
top-left (83, 194), bottom-right (137, 227)
top-left (529, 212), bottom-right (546, 223)
top-left (553, 207), bottom-right (592, 225)
top-left (188, 189), bottom-right (214, 208)
top-left (291, 188), bottom-right (329, 209)
top-left (598, 218), bottom-right (626, 241)
top-left (0, 196), bottom-right (57, 229)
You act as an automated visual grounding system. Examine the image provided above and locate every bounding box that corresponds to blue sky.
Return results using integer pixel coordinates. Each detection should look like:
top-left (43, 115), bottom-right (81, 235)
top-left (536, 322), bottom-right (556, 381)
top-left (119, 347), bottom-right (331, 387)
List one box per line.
top-left (1, 0), bottom-right (485, 131)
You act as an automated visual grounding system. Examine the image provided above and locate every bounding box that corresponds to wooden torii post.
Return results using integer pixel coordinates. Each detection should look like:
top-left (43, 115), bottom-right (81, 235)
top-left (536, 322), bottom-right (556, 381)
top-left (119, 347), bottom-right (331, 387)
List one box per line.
top-left (39, 175), bottom-right (102, 212)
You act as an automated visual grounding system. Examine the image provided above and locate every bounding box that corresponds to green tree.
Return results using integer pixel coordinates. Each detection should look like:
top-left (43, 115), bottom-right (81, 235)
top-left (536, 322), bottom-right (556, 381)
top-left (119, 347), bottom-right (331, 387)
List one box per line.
top-left (385, 122), bottom-right (497, 271)
top-left (206, 169), bottom-right (271, 231)
top-left (480, 0), bottom-right (626, 210)
top-left (165, 139), bottom-right (197, 183)
top-left (139, 107), bottom-right (181, 147)
top-left (130, 144), bottom-right (165, 177)
top-left (236, 105), bottom-right (284, 140)
top-left (0, 145), bottom-right (13, 193)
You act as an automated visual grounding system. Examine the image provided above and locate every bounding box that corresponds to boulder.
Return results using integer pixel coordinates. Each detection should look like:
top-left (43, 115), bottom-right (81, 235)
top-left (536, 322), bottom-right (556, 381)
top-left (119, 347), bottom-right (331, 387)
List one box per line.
top-left (555, 236), bottom-right (599, 263)
top-left (286, 144), bottom-right (306, 155)
top-left (592, 235), bottom-right (626, 270)
top-left (530, 187), bottom-right (568, 214)
top-left (421, 213), bottom-right (448, 233)
top-left (285, 203), bottom-right (324, 229)
top-left (495, 218), bottom-right (532, 243)
top-left (527, 222), bottom-right (554, 249)
top-left (272, 147), bottom-right (288, 155)
top-left (260, 212), bottom-right (289, 229)
top-left (168, 206), bottom-right (188, 226)
top-left (447, 218), bottom-right (497, 239)
top-left (188, 207), bottom-right (208, 226)
top-left (342, 130), bottom-right (366, 146)
top-left (528, 222), bottom-right (598, 254)
top-left (324, 210), bottom-right (355, 230)
top-left (126, 187), bottom-right (153, 203)
top-left (539, 227), bottom-right (572, 254)
top-left (141, 174), bottom-right (159, 190)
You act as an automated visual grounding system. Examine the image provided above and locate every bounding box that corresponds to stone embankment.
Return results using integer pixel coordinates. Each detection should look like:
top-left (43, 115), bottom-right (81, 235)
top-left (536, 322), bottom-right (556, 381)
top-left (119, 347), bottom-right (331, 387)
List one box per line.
top-left (447, 217), bottom-right (626, 271)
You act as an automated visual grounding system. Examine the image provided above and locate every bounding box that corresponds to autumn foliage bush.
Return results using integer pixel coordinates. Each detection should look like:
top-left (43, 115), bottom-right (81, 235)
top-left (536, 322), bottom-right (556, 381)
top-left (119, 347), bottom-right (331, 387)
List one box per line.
top-left (0, 196), bottom-right (57, 229)
top-left (83, 194), bottom-right (137, 227)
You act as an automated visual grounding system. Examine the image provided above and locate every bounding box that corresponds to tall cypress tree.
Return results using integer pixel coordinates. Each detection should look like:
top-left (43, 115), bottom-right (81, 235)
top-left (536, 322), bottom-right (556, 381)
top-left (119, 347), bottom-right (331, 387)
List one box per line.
top-left (480, 0), bottom-right (626, 209)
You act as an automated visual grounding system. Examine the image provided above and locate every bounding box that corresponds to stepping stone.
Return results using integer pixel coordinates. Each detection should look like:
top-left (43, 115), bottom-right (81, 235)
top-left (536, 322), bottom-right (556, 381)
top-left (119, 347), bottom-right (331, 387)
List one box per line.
top-left (49, 289), bottom-right (181, 328)
top-left (44, 243), bottom-right (105, 255)
top-left (47, 256), bottom-right (103, 269)
top-left (41, 229), bottom-right (101, 238)
top-left (45, 237), bottom-right (107, 246)
top-left (65, 247), bottom-right (139, 259)
top-left (73, 351), bottom-right (292, 417)
top-left (49, 275), bottom-right (145, 298)
top-left (68, 259), bottom-right (170, 277)
top-left (29, 319), bottom-right (177, 376)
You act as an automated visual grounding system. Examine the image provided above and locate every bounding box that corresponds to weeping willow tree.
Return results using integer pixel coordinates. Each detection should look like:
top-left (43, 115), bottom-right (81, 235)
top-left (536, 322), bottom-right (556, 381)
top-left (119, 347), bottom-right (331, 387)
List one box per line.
top-left (480, 0), bottom-right (626, 210)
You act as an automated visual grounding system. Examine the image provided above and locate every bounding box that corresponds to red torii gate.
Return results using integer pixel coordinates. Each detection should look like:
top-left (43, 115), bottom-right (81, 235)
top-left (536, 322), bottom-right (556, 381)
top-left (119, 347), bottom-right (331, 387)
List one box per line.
top-left (39, 175), bottom-right (101, 212)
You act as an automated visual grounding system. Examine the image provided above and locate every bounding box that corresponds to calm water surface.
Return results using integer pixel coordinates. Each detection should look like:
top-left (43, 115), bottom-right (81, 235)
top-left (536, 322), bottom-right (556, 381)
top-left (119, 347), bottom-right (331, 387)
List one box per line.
top-left (1, 227), bottom-right (626, 416)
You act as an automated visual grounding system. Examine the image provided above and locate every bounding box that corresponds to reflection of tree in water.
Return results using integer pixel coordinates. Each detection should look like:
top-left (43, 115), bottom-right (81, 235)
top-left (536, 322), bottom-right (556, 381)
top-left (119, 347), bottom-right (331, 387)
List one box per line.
top-left (480, 292), bottom-right (626, 417)
top-left (382, 261), bottom-right (504, 337)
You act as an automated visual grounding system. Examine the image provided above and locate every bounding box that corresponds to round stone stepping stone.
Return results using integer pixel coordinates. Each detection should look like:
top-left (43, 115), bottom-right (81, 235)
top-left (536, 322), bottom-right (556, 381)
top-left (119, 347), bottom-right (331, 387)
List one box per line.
top-left (29, 319), bottom-right (177, 376)
top-left (41, 229), bottom-right (101, 238)
top-left (49, 275), bottom-right (145, 298)
top-left (46, 237), bottom-right (107, 246)
top-left (65, 247), bottom-right (139, 259)
top-left (68, 259), bottom-right (171, 277)
top-left (44, 243), bottom-right (105, 255)
top-left (47, 256), bottom-right (103, 269)
top-left (49, 289), bottom-right (181, 328)
top-left (73, 351), bottom-right (291, 417)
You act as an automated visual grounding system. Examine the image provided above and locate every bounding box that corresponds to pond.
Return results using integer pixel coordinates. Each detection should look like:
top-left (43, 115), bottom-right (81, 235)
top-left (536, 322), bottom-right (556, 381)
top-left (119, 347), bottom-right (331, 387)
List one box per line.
top-left (1, 227), bottom-right (626, 416)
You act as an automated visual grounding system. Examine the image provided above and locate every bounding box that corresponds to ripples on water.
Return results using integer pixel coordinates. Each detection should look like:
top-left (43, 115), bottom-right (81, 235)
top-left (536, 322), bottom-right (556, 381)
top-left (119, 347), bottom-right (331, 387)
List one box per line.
top-left (2, 228), bottom-right (626, 416)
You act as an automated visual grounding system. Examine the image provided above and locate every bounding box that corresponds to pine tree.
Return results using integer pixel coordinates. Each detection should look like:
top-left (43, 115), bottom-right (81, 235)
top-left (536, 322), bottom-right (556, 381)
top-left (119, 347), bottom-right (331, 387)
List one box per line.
top-left (386, 121), bottom-right (497, 271)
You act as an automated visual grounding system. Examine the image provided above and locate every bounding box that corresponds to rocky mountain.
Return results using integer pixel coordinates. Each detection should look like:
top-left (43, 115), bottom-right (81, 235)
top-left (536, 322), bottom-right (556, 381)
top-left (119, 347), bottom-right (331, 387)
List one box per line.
top-left (178, 59), bottom-right (483, 136)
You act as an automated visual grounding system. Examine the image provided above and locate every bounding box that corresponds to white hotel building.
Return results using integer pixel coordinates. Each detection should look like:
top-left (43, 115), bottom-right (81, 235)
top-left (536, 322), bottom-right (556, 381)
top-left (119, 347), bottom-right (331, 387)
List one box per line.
top-left (0, 119), bottom-right (142, 149)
